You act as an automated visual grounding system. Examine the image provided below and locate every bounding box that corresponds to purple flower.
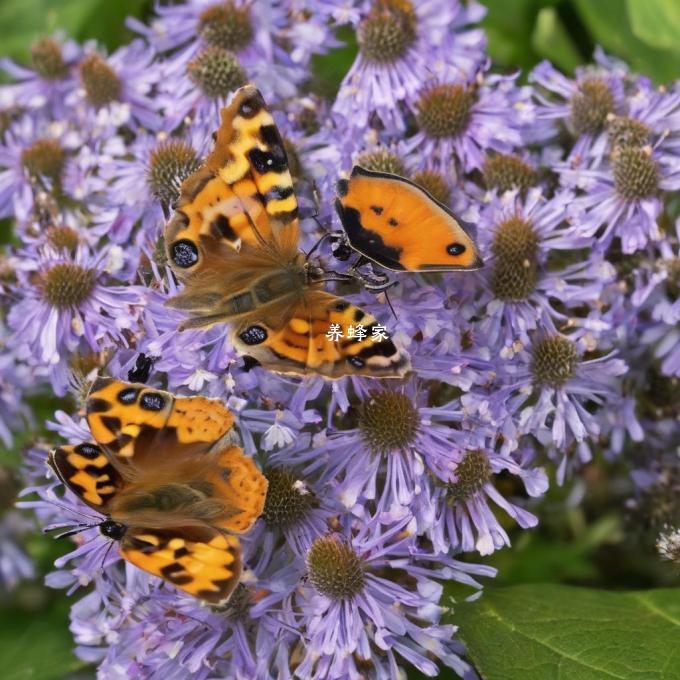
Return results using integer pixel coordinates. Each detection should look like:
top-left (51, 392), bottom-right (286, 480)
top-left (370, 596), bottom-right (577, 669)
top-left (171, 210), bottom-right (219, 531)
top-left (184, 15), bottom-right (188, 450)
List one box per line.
top-left (333, 0), bottom-right (485, 134)
top-left (0, 511), bottom-right (35, 590)
top-left (529, 52), bottom-right (627, 157)
top-left (0, 34), bottom-right (81, 115)
top-left (252, 514), bottom-right (496, 678)
top-left (561, 141), bottom-right (680, 254)
top-left (472, 188), bottom-right (615, 355)
top-left (7, 244), bottom-right (145, 394)
top-left (499, 333), bottom-right (631, 482)
top-left (402, 70), bottom-right (529, 176)
top-left (418, 445), bottom-right (547, 555)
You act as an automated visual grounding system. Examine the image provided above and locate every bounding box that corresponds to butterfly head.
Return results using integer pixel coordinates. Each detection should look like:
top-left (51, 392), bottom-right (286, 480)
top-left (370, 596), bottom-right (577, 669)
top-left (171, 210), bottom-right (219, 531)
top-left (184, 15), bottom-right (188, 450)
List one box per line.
top-left (99, 519), bottom-right (127, 541)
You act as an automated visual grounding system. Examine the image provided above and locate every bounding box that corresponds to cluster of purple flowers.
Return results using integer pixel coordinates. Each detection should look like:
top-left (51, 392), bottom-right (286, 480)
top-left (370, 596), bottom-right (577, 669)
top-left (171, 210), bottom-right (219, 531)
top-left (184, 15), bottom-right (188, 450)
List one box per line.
top-left (1, 1), bottom-right (679, 677)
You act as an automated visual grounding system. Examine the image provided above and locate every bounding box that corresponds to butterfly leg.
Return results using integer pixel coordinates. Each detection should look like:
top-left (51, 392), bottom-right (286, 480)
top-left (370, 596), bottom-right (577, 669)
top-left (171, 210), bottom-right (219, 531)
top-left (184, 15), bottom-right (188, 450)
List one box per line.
top-left (127, 353), bottom-right (157, 384)
top-left (329, 231), bottom-right (353, 262)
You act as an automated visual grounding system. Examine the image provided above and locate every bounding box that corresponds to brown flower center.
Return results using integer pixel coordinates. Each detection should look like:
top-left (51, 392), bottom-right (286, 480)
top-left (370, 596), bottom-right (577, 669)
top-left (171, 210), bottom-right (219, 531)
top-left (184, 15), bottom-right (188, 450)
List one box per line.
top-left (80, 54), bottom-right (121, 107)
top-left (187, 47), bottom-right (247, 99)
top-left (416, 84), bottom-right (476, 139)
top-left (42, 263), bottom-right (96, 308)
top-left (490, 216), bottom-right (539, 301)
top-left (307, 536), bottom-right (365, 600)
top-left (570, 78), bottom-right (614, 136)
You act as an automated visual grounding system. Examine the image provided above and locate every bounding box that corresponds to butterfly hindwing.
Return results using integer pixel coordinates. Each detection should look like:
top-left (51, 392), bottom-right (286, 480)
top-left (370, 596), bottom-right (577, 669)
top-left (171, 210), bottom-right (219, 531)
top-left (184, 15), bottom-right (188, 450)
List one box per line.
top-left (210, 445), bottom-right (269, 533)
top-left (336, 166), bottom-right (483, 272)
top-left (48, 443), bottom-right (123, 511)
top-left (232, 290), bottom-right (411, 379)
top-left (165, 85), bottom-right (299, 279)
top-left (120, 525), bottom-right (242, 605)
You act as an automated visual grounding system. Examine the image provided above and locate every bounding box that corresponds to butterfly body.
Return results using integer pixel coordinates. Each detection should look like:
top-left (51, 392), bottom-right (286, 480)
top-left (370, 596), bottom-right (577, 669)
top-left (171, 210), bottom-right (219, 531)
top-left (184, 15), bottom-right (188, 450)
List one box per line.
top-left (164, 85), bottom-right (410, 379)
top-left (49, 377), bottom-right (267, 604)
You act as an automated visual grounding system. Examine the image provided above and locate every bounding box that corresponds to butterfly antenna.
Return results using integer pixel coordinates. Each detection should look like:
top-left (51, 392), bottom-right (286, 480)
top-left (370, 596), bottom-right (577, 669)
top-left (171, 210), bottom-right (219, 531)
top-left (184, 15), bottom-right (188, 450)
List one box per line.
top-left (46, 498), bottom-right (103, 522)
top-left (43, 521), bottom-right (91, 534)
top-left (45, 523), bottom-right (97, 539)
top-left (305, 231), bottom-right (332, 261)
top-left (384, 288), bottom-right (398, 321)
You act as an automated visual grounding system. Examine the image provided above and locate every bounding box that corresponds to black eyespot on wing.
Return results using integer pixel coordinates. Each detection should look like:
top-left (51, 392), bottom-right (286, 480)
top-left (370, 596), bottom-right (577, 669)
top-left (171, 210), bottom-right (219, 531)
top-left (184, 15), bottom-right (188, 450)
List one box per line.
top-left (447, 243), bottom-right (466, 256)
top-left (117, 387), bottom-right (138, 405)
top-left (74, 443), bottom-right (101, 458)
top-left (87, 398), bottom-right (110, 414)
top-left (348, 356), bottom-right (365, 368)
top-left (333, 301), bottom-right (350, 312)
top-left (248, 147), bottom-right (288, 175)
top-left (370, 205), bottom-right (383, 215)
top-left (210, 215), bottom-right (237, 241)
top-left (388, 218), bottom-right (398, 227)
top-left (140, 392), bottom-right (166, 411)
top-left (353, 309), bottom-right (365, 322)
top-left (171, 239), bottom-right (199, 268)
top-left (238, 91), bottom-right (265, 118)
top-left (239, 325), bottom-right (268, 346)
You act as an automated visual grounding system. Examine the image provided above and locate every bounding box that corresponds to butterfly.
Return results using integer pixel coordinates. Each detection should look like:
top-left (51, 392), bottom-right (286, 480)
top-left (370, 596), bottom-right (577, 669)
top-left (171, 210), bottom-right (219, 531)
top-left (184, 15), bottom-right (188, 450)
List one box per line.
top-left (48, 377), bottom-right (268, 605)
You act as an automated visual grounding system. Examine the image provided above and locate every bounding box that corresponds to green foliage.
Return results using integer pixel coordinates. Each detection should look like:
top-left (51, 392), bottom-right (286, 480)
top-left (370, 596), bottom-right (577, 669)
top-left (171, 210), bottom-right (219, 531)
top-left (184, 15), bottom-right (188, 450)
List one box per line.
top-left (482, 0), bottom-right (680, 84)
top-left (626, 0), bottom-right (680, 52)
top-left (0, 0), bottom-right (152, 65)
top-left (574, 0), bottom-right (680, 84)
top-left (454, 584), bottom-right (680, 680)
top-left (0, 598), bottom-right (83, 680)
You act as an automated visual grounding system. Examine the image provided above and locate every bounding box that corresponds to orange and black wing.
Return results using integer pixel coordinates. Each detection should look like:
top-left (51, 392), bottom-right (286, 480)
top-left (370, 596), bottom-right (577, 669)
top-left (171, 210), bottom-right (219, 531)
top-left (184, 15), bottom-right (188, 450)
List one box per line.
top-left (48, 443), bottom-right (123, 512)
top-left (336, 166), bottom-right (483, 272)
top-left (121, 525), bottom-right (242, 605)
top-left (165, 84), bottom-right (300, 278)
top-left (85, 377), bottom-right (235, 467)
top-left (231, 290), bottom-right (411, 379)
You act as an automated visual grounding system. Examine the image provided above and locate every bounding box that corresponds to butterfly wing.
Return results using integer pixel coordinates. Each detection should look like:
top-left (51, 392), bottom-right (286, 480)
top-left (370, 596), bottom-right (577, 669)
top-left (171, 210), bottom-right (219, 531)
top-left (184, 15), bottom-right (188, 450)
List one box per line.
top-left (336, 166), bottom-right (483, 272)
top-left (120, 525), bottom-right (242, 605)
top-left (231, 289), bottom-right (411, 379)
top-left (86, 378), bottom-right (235, 467)
top-left (165, 84), bottom-right (300, 278)
top-left (48, 443), bottom-right (123, 512)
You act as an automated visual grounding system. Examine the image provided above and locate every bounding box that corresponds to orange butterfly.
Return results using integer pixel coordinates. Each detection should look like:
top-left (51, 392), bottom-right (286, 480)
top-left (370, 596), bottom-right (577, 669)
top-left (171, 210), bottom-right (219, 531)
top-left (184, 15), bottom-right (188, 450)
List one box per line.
top-left (48, 377), bottom-right (267, 604)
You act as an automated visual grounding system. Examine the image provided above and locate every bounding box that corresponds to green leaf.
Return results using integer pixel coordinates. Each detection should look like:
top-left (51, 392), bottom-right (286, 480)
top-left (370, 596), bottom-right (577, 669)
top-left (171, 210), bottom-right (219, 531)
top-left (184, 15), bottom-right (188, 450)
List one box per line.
top-left (0, 0), bottom-right (151, 64)
top-left (454, 584), bottom-right (680, 679)
top-left (310, 25), bottom-right (357, 99)
top-left (626, 0), bottom-right (680, 51)
top-left (574, 0), bottom-right (680, 84)
top-left (481, 0), bottom-right (542, 75)
top-left (531, 7), bottom-right (582, 73)
top-left (0, 598), bottom-right (85, 680)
